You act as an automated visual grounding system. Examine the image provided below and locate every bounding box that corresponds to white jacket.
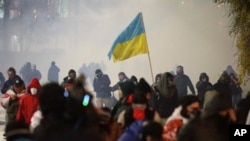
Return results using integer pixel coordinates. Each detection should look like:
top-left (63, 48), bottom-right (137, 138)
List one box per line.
top-left (30, 110), bottom-right (43, 132)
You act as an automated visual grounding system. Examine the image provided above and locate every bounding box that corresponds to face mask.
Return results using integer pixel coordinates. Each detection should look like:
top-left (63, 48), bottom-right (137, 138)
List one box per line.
top-left (133, 104), bottom-right (146, 120)
top-left (30, 88), bottom-right (37, 95)
top-left (133, 108), bottom-right (145, 120)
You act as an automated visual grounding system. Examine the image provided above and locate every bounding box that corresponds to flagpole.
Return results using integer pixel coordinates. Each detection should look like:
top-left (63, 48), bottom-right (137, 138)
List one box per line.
top-left (140, 13), bottom-right (155, 84)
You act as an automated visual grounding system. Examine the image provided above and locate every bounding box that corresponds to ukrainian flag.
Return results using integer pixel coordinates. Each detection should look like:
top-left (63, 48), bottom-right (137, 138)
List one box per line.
top-left (108, 12), bottom-right (149, 62)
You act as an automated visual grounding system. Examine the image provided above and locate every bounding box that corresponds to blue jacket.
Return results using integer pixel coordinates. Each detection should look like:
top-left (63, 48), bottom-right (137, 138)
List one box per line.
top-left (1, 75), bottom-right (21, 94)
top-left (118, 120), bottom-right (145, 141)
top-left (93, 74), bottom-right (111, 98)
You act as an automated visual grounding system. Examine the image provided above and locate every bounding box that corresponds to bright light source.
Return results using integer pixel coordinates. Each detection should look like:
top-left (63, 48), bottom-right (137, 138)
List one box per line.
top-left (181, 1), bottom-right (185, 5)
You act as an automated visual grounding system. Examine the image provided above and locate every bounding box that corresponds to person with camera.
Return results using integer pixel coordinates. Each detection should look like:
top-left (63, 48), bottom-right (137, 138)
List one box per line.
top-left (93, 69), bottom-right (112, 108)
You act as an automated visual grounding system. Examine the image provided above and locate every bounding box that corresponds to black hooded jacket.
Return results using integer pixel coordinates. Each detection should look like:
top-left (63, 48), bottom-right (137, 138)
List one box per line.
top-left (196, 73), bottom-right (212, 106)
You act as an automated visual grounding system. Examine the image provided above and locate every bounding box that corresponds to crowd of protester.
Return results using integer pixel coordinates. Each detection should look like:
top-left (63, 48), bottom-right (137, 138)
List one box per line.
top-left (0, 64), bottom-right (249, 141)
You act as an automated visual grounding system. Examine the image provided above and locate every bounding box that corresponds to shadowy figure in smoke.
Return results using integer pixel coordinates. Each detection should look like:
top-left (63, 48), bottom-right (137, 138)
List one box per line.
top-left (31, 64), bottom-right (42, 80)
top-left (47, 61), bottom-right (60, 83)
top-left (0, 72), bottom-right (5, 91)
top-left (19, 62), bottom-right (32, 86)
top-left (78, 62), bottom-right (106, 84)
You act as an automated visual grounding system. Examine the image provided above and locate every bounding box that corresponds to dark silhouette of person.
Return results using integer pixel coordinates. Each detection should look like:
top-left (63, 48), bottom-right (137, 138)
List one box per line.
top-left (0, 72), bottom-right (5, 91)
top-left (1, 67), bottom-right (21, 94)
top-left (19, 62), bottom-right (32, 86)
top-left (61, 69), bottom-right (76, 87)
top-left (47, 61), bottom-right (60, 83)
top-left (31, 64), bottom-right (42, 80)
top-left (174, 66), bottom-right (195, 99)
top-left (196, 73), bottom-right (213, 108)
top-left (93, 69), bottom-right (112, 108)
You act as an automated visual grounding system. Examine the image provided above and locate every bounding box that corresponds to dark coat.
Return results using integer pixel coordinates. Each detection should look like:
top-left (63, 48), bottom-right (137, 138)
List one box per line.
top-left (7, 99), bottom-right (19, 123)
top-left (0, 72), bottom-right (5, 90)
top-left (1, 75), bottom-right (21, 94)
top-left (175, 74), bottom-right (195, 98)
top-left (196, 73), bottom-right (212, 107)
top-left (31, 70), bottom-right (42, 80)
top-left (213, 81), bottom-right (232, 107)
top-left (156, 92), bottom-right (178, 118)
top-left (155, 72), bottom-right (178, 118)
top-left (93, 74), bottom-right (111, 98)
top-left (48, 65), bottom-right (60, 83)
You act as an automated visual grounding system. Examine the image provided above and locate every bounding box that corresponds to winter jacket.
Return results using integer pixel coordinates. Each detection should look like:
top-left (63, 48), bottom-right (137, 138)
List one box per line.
top-left (16, 78), bottom-right (40, 125)
top-left (7, 98), bottom-right (19, 123)
top-left (112, 78), bottom-right (129, 92)
top-left (196, 73), bottom-right (212, 107)
top-left (213, 81), bottom-right (232, 107)
top-left (16, 94), bottom-right (39, 125)
top-left (48, 65), bottom-right (60, 82)
top-left (118, 120), bottom-right (146, 141)
top-left (174, 74), bottom-right (195, 98)
top-left (163, 106), bottom-right (189, 141)
top-left (31, 70), bottom-right (42, 80)
top-left (156, 93), bottom-right (178, 119)
top-left (155, 72), bottom-right (178, 118)
top-left (93, 74), bottom-right (112, 98)
top-left (1, 75), bottom-right (21, 94)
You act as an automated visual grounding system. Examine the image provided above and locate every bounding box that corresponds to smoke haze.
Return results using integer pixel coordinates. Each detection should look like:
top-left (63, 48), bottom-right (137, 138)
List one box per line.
top-left (1, 0), bottom-right (246, 93)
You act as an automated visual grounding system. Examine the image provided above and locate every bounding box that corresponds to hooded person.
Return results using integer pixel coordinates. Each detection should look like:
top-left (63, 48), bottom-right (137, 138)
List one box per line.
top-left (137, 78), bottom-right (157, 110)
top-left (229, 73), bottom-right (242, 109)
top-left (196, 73), bottom-right (212, 108)
top-left (178, 91), bottom-right (236, 141)
top-left (155, 72), bottom-right (178, 122)
top-left (212, 71), bottom-right (233, 107)
top-left (112, 80), bottom-right (135, 120)
top-left (174, 66), bottom-right (196, 99)
top-left (118, 92), bottom-right (161, 141)
top-left (5, 78), bottom-right (26, 123)
top-left (16, 78), bottom-right (40, 125)
top-left (130, 75), bottom-right (138, 85)
top-left (117, 88), bottom-right (161, 128)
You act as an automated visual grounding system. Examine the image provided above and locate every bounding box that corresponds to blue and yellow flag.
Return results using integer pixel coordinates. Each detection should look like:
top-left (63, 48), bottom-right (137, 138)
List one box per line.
top-left (108, 12), bottom-right (149, 62)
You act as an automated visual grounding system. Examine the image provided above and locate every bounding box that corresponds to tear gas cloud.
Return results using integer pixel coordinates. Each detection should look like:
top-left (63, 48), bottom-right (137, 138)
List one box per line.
top-left (1, 0), bottom-right (247, 93)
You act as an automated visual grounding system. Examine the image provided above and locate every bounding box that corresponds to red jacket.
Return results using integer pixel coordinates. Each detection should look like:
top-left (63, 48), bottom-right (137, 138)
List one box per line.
top-left (16, 94), bottom-right (39, 125)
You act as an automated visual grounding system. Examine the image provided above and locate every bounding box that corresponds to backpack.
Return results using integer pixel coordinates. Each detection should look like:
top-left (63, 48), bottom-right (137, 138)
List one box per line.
top-left (118, 120), bottom-right (148, 141)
